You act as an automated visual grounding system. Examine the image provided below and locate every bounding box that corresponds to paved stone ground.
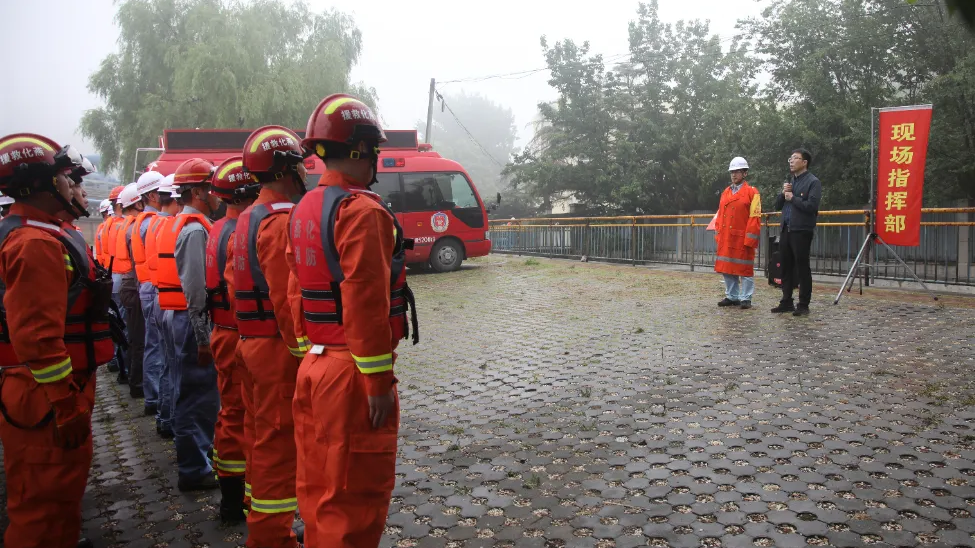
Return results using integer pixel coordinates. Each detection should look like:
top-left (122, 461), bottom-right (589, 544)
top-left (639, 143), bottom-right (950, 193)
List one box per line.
top-left (3, 254), bottom-right (975, 548)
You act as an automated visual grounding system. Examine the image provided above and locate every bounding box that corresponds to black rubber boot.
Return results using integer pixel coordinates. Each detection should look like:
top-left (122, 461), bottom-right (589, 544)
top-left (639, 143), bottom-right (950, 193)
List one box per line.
top-left (218, 476), bottom-right (247, 524)
top-left (77, 539), bottom-right (94, 548)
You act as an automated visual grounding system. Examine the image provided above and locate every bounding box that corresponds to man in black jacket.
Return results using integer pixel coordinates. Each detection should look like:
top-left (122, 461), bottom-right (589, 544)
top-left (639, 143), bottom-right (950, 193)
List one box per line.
top-left (772, 148), bottom-right (821, 316)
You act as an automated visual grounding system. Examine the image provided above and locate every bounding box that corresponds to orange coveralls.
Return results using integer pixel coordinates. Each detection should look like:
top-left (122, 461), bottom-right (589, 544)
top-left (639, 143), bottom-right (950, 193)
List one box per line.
top-left (222, 230), bottom-right (254, 511)
top-left (288, 172), bottom-right (399, 548)
top-left (0, 203), bottom-right (96, 548)
top-left (209, 209), bottom-right (247, 479)
top-left (238, 188), bottom-right (305, 548)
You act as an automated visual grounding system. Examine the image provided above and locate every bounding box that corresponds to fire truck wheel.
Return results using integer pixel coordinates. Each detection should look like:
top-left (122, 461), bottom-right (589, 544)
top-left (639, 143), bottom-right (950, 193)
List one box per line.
top-left (430, 238), bottom-right (463, 273)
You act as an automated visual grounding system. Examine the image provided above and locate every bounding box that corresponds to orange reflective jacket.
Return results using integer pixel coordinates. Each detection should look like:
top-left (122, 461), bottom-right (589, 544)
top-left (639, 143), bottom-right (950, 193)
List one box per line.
top-left (157, 213), bottom-right (212, 311)
top-left (288, 171), bottom-right (419, 396)
top-left (0, 207), bottom-right (115, 398)
top-left (130, 210), bottom-right (158, 284)
top-left (714, 182), bottom-right (762, 277)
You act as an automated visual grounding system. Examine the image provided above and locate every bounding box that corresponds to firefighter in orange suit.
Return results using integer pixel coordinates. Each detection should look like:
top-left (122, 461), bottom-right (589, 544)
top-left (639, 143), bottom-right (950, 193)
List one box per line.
top-left (206, 156), bottom-right (258, 523)
top-left (289, 94), bottom-right (419, 548)
top-left (0, 133), bottom-right (117, 548)
top-left (115, 182), bottom-right (148, 398)
top-left (106, 184), bottom-right (128, 379)
top-left (714, 156), bottom-right (762, 309)
top-left (148, 176), bottom-right (181, 438)
top-left (158, 158), bottom-right (219, 491)
top-left (94, 199), bottom-right (112, 264)
top-left (235, 125), bottom-right (309, 548)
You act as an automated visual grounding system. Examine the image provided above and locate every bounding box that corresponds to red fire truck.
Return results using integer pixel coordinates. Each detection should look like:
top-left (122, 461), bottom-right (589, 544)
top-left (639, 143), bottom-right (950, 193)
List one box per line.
top-left (137, 128), bottom-right (498, 271)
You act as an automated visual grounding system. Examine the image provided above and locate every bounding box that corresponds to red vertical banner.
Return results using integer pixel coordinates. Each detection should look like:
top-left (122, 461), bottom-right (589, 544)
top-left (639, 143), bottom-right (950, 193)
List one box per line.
top-left (875, 105), bottom-right (933, 247)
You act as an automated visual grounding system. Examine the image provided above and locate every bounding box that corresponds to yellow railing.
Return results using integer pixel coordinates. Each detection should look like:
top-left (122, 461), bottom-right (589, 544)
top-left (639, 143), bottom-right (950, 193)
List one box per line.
top-left (489, 207), bottom-right (975, 287)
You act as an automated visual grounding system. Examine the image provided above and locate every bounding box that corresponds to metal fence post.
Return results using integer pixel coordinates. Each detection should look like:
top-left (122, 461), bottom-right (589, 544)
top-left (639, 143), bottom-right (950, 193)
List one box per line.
top-left (583, 218), bottom-right (590, 258)
top-left (864, 209), bottom-right (872, 287)
top-left (631, 218), bottom-right (637, 265)
top-left (689, 216), bottom-right (696, 272)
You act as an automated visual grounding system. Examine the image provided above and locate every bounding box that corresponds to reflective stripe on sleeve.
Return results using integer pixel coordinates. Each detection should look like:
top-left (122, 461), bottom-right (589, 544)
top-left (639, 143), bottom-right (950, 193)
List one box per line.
top-left (31, 357), bottom-right (72, 383)
top-left (351, 353), bottom-right (393, 374)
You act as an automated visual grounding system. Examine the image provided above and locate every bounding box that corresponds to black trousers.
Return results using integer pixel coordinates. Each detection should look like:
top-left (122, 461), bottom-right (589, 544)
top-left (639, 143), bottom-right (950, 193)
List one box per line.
top-left (119, 275), bottom-right (145, 395)
top-left (780, 229), bottom-right (814, 306)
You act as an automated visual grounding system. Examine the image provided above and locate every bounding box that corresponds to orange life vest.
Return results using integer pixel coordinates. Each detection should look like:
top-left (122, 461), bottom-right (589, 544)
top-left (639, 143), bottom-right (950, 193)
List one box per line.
top-left (113, 215), bottom-right (138, 274)
top-left (104, 216), bottom-right (122, 269)
top-left (205, 217), bottom-right (237, 329)
top-left (0, 215), bottom-right (115, 372)
top-left (95, 220), bottom-right (110, 267)
top-left (130, 210), bottom-right (158, 284)
top-left (289, 186), bottom-right (417, 346)
top-left (145, 215), bottom-right (170, 286)
top-left (157, 214), bottom-right (212, 311)
top-left (232, 202), bottom-right (293, 337)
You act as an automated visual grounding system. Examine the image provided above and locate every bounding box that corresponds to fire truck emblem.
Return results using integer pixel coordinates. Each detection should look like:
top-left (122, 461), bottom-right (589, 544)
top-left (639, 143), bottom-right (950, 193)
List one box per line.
top-left (431, 212), bottom-right (449, 233)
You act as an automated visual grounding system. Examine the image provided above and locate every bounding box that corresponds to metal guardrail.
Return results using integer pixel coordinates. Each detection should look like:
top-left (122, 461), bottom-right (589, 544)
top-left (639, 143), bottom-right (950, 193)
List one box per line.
top-left (489, 208), bottom-right (975, 287)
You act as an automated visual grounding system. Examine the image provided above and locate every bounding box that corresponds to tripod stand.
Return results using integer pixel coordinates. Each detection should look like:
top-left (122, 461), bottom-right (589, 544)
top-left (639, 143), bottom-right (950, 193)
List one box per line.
top-left (833, 231), bottom-right (938, 304)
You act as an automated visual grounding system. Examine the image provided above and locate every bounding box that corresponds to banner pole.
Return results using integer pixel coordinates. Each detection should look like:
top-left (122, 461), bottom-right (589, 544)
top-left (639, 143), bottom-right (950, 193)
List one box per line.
top-left (867, 107), bottom-right (878, 286)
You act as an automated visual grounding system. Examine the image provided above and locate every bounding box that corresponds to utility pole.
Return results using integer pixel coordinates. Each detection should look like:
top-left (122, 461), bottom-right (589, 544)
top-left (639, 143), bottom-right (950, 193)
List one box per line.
top-left (425, 78), bottom-right (436, 145)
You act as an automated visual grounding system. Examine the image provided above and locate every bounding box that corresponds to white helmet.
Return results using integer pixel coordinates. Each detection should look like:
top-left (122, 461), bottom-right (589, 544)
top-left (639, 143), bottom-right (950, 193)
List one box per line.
top-left (0, 193), bottom-right (14, 207)
top-left (98, 198), bottom-right (112, 214)
top-left (728, 157), bottom-right (749, 171)
top-left (118, 182), bottom-right (143, 209)
top-left (136, 170), bottom-right (165, 196)
top-left (158, 174), bottom-right (177, 197)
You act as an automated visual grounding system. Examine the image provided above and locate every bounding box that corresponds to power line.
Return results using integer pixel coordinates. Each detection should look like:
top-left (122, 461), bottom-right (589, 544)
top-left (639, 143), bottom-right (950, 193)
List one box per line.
top-left (434, 88), bottom-right (508, 171)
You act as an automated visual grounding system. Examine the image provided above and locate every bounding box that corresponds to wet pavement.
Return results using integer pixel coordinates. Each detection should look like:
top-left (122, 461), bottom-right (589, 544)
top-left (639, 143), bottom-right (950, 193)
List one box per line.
top-left (3, 255), bottom-right (975, 548)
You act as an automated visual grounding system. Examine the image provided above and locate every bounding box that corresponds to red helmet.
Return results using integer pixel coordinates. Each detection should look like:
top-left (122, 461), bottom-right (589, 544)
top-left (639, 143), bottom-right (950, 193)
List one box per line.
top-left (109, 185), bottom-right (126, 201)
top-left (241, 125), bottom-right (303, 183)
top-left (302, 94), bottom-right (386, 160)
top-left (0, 133), bottom-right (63, 190)
top-left (212, 156), bottom-right (258, 202)
top-left (173, 158), bottom-right (215, 190)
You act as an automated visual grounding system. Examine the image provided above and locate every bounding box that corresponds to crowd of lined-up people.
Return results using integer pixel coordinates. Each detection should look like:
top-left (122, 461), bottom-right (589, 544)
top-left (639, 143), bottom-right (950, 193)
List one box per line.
top-left (0, 93), bottom-right (417, 548)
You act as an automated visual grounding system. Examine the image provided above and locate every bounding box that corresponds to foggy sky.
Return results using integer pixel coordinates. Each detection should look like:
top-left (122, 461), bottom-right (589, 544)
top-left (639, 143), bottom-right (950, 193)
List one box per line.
top-left (0, 0), bottom-right (765, 161)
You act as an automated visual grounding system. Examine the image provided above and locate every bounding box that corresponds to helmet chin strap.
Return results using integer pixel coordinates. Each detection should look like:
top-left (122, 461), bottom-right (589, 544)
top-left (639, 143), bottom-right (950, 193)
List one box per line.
top-left (45, 177), bottom-right (86, 219)
top-left (70, 198), bottom-right (91, 218)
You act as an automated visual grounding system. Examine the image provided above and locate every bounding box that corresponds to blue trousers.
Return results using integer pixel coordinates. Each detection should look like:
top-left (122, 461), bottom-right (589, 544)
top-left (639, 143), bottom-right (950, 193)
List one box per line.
top-left (156, 296), bottom-right (174, 430)
top-left (722, 274), bottom-right (755, 301)
top-left (163, 310), bottom-right (218, 481)
top-left (140, 283), bottom-right (164, 409)
top-left (112, 273), bottom-right (127, 375)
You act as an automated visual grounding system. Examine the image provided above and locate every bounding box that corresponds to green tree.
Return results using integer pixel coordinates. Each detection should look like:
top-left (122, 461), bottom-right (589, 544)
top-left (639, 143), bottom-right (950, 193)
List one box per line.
top-left (415, 91), bottom-right (517, 201)
top-left (509, 0), bottom-right (974, 214)
top-left (81, 0), bottom-right (375, 178)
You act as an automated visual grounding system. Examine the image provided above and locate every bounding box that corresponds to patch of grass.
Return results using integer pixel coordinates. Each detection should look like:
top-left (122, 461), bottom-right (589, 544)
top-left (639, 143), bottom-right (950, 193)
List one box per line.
top-left (725, 382), bottom-right (738, 392)
top-left (580, 386), bottom-right (592, 398)
top-left (960, 396), bottom-right (975, 407)
top-left (524, 258), bottom-right (540, 266)
top-left (919, 382), bottom-right (942, 398)
top-left (523, 473), bottom-right (542, 490)
top-left (455, 485), bottom-right (473, 496)
top-left (447, 426), bottom-right (465, 436)
top-left (871, 369), bottom-right (895, 377)
top-left (448, 444), bottom-right (461, 451)
top-left (580, 420), bottom-right (598, 431)
top-left (634, 327), bottom-right (645, 334)
top-left (507, 471), bottom-right (520, 479)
